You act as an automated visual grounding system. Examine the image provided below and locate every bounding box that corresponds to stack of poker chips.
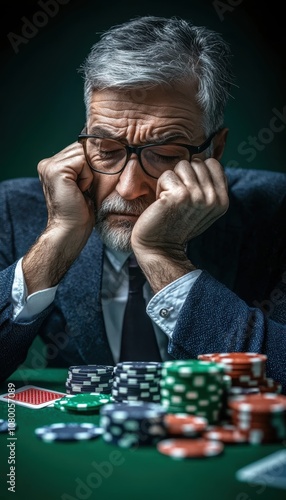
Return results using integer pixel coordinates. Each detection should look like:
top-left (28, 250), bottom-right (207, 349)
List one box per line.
top-left (197, 352), bottom-right (282, 419)
top-left (162, 409), bottom-right (248, 445)
top-left (160, 360), bottom-right (226, 424)
top-left (65, 365), bottom-right (114, 394)
top-left (228, 392), bottom-right (286, 444)
top-left (197, 352), bottom-right (268, 390)
top-left (112, 361), bottom-right (162, 403)
top-left (100, 401), bottom-right (167, 447)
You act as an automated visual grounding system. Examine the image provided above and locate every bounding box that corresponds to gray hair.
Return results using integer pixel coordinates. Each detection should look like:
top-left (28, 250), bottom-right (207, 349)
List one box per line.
top-left (79, 16), bottom-right (235, 136)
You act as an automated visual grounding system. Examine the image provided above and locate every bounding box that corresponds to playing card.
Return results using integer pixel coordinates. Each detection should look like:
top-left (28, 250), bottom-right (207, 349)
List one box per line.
top-left (0, 385), bottom-right (66, 409)
top-left (236, 450), bottom-right (286, 490)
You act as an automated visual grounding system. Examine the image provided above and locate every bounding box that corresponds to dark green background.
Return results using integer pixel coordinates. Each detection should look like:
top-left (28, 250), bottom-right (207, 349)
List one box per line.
top-left (1, 0), bottom-right (285, 182)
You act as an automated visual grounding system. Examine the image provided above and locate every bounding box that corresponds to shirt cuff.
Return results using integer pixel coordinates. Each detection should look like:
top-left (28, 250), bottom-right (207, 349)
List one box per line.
top-left (11, 258), bottom-right (58, 321)
top-left (147, 269), bottom-right (202, 338)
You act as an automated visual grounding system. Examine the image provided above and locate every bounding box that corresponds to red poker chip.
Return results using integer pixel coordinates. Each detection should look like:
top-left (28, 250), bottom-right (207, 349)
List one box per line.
top-left (157, 438), bottom-right (224, 458)
top-left (229, 369), bottom-right (264, 375)
top-left (164, 413), bottom-right (208, 436)
top-left (232, 414), bottom-right (283, 425)
top-left (235, 423), bottom-right (283, 437)
top-left (237, 428), bottom-right (282, 444)
top-left (203, 424), bottom-right (248, 443)
top-left (259, 379), bottom-right (282, 394)
top-left (225, 375), bottom-right (264, 383)
top-left (228, 393), bottom-right (286, 413)
top-left (198, 352), bottom-right (267, 363)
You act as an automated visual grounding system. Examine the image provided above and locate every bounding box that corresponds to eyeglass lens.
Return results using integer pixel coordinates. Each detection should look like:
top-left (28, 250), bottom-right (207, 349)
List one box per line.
top-left (84, 138), bottom-right (191, 177)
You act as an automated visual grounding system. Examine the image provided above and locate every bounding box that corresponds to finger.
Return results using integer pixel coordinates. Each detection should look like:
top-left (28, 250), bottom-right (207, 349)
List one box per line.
top-left (204, 158), bottom-right (229, 192)
top-left (202, 158), bottom-right (229, 209)
top-left (174, 158), bottom-right (228, 209)
top-left (155, 163), bottom-right (201, 203)
top-left (38, 143), bottom-right (93, 192)
top-left (77, 160), bottom-right (94, 193)
top-left (174, 159), bottom-right (212, 203)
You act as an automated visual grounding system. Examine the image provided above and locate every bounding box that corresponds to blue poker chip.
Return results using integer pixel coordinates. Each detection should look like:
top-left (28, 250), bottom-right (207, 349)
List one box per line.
top-left (35, 423), bottom-right (104, 442)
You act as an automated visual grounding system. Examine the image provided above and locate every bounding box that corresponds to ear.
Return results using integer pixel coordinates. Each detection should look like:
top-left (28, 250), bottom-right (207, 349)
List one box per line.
top-left (212, 127), bottom-right (229, 161)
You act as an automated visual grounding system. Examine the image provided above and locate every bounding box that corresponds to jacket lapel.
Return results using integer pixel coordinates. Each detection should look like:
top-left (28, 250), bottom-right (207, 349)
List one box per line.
top-left (56, 229), bottom-right (115, 365)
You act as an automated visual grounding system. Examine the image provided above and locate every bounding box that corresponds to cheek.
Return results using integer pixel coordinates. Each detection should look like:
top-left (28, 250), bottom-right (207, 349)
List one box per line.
top-left (91, 173), bottom-right (119, 210)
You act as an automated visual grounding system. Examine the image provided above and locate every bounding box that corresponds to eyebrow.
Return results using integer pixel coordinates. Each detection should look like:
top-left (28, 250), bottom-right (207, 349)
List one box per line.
top-left (89, 126), bottom-right (124, 140)
top-left (88, 126), bottom-right (191, 144)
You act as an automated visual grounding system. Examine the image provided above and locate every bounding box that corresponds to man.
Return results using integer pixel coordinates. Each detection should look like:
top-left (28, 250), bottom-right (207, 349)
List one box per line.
top-left (0, 16), bottom-right (286, 392)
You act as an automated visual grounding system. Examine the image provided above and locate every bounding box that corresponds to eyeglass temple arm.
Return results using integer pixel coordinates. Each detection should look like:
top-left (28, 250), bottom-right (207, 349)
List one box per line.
top-left (196, 131), bottom-right (217, 153)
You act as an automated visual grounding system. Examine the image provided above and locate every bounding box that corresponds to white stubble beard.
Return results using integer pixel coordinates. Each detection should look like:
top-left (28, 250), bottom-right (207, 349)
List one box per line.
top-left (93, 194), bottom-right (150, 252)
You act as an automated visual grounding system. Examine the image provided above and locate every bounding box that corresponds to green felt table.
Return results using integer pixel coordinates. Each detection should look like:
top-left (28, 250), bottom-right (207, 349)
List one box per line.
top-left (0, 369), bottom-right (285, 500)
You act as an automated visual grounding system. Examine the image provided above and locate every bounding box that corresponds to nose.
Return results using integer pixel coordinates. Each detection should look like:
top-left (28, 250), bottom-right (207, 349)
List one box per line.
top-left (115, 154), bottom-right (152, 200)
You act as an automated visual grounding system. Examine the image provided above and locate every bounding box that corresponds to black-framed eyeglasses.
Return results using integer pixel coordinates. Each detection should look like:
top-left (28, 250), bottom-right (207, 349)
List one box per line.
top-left (78, 131), bottom-right (217, 179)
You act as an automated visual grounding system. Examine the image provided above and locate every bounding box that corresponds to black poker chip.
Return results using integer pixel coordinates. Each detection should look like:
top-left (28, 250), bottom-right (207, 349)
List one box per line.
top-left (69, 365), bottom-right (114, 375)
top-left (35, 423), bottom-right (104, 442)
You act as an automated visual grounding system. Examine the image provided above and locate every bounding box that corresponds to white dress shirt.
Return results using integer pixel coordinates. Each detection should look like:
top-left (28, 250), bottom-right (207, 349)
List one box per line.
top-left (11, 250), bottom-right (202, 363)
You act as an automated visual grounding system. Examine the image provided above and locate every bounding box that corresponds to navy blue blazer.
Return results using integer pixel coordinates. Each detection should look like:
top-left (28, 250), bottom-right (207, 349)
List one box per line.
top-left (0, 168), bottom-right (286, 392)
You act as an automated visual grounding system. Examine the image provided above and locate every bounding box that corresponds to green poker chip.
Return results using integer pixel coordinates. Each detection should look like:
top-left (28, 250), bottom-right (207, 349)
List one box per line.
top-left (53, 393), bottom-right (113, 412)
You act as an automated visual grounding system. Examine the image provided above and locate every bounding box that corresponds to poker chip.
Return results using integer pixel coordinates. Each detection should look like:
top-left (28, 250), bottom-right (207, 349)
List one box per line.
top-left (35, 423), bottom-right (103, 442)
top-left (67, 374), bottom-right (113, 383)
top-left (259, 378), bottom-right (282, 394)
top-left (112, 361), bottom-right (162, 403)
top-left (229, 393), bottom-right (286, 413)
top-left (197, 353), bottom-right (267, 389)
top-left (101, 401), bottom-right (167, 420)
top-left (66, 365), bottom-right (114, 394)
top-left (160, 360), bottom-right (225, 423)
top-left (228, 393), bottom-right (286, 443)
top-left (115, 362), bottom-right (162, 373)
top-left (66, 384), bottom-right (110, 393)
top-left (69, 365), bottom-right (114, 375)
top-left (54, 393), bottom-right (113, 412)
top-left (30, 357), bottom-right (286, 451)
top-left (100, 401), bottom-right (167, 447)
top-left (164, 413), bottom-right (208, 437)
top-left (198, 352), bottom-right (267, 363)
top-left (157, 438), bottom-right (224, 459)
top-left (203, 424), bottom-right (248, 443)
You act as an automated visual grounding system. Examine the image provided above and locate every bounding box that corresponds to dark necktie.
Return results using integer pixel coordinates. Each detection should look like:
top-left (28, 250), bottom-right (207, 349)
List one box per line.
top-left (119, 256), bottom-right (162, 362)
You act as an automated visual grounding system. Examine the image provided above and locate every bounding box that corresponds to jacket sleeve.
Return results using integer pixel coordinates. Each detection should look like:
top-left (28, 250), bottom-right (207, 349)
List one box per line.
top-left (0, 180), bottom-right (53, 382)
top-left (0, 262), bottom-right (53, 382)
top-left (169, 270), bottom-right (286, 394)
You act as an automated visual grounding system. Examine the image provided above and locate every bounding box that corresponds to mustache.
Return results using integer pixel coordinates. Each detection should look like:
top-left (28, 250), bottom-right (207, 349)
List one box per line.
top-left (94, 194), bottom-right (150, 220)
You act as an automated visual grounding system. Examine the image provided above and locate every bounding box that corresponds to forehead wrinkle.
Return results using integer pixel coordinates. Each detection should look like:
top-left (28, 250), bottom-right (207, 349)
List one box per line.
top-left (88, 93), bottom-right (203, 144)
top-left (91, 98), bottom-right (197, 120)
top-left (88, 118), bottom-right (200, 145)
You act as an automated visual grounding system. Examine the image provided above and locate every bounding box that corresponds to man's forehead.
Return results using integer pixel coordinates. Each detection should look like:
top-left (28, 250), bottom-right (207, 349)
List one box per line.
top-left (87, 85), bottom-right (203, 143)
top-left (88, 124), bottom-right (190, 143)
top-left (90, 82), bottom-right (198, 109)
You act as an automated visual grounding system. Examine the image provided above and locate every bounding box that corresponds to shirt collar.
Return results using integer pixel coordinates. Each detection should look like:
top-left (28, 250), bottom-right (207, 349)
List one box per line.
top-left (104, 246), bottom-right (132, 272)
